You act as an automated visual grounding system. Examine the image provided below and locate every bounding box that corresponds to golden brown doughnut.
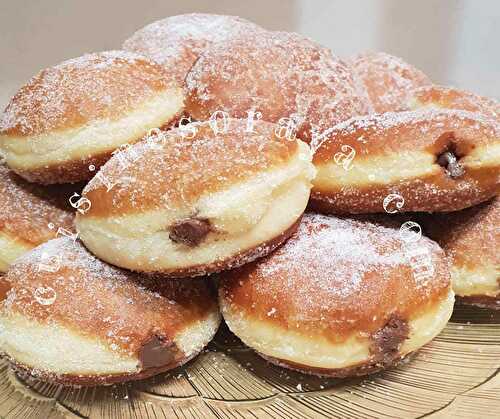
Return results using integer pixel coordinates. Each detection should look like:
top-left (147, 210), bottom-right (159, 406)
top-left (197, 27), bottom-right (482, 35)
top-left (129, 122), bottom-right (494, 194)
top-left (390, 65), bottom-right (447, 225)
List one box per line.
top-left (349, 51), bottom-right (432, 113)
top-left (0, 238), bottom-right (220, 385)
top-left (407, 85), bottom-right (500, 122)
top-left (0, 51), bottom-right (184, 184)
top-left (185, 31), bottom-right (369, 143)
top-left (123, 13), bottom-right (265, 86)
top-left (219, 213), bottom-right (454, 377)
top-left (0, 165), bottom-right (75, 272)
top-left (421, 198), bottom-right (499, 310)
top-left (75, 119), bottom-right (315, 276)
top-left (311, 108), bottom-right (500, 213)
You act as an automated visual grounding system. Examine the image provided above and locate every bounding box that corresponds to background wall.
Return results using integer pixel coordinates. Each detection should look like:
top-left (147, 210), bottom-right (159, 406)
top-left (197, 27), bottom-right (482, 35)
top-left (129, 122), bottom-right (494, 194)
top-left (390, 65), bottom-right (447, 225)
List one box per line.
top-left (1, 0), bottom-right (498, 108)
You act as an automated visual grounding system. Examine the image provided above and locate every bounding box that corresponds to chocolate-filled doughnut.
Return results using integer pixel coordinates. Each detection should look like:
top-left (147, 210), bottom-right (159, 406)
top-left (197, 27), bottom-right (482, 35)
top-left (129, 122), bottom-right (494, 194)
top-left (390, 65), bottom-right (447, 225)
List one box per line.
top-left (219, 213), bottom-right (454, 377)
top-left (422, 198), bottom-right (499, 310)
top-left (311, 108), bottom-right (500, 213)
top-left (0, 238), bottom-right (220, 385)
top-left (76, 119), bottom-right (315, 277)
top-left (0, 165), bottom-right (74, 272)
top-left (349, 51), bottom-right (432, 113)
top-left (185, 31), bottom-right (369, 143)
top-left (0, 51), bottom-right (184, 184)
top-left (123, 13), bottom-right (265, 86)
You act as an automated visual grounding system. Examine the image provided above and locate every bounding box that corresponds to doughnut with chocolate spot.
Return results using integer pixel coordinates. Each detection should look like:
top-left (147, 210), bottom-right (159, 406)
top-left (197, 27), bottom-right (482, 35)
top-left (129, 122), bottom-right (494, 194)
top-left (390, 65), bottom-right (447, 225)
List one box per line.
top-left (219, 213), bottom-right (454, 377)
top-left (0, 238), bottom-right (220, 385)
top-left (76, 119), bottom-right (315, 277)
top-left (0, 51), bottom-right (184, 184)
top-left (311, 108), bottom-right (500, 213)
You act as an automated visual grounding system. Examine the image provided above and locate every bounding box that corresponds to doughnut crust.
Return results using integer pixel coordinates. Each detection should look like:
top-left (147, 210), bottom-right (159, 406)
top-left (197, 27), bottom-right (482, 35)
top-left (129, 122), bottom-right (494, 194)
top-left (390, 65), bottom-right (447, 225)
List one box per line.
top-left (219, 213), bottom-right (454, 377)
top-left (0, 165), bottom-right (74, 272)
top-left (0, 51), bottom-right (184, 184)
top-left (185, 31), bottom-right (369, 143)
top-left (349, 51), bottom-right (432, 113)
top-left (123, 13), bottom-right (265, 86)
top-left (311, 108), bottom-right (500, 213)
top-left (422, 198), bottom-right (499, 310)
top-left (407, 85), bottom-right (500, 122)
top-left (0, 238), bottom-right (220, 385)
top-left (76, 119), bottom-right (315, 276)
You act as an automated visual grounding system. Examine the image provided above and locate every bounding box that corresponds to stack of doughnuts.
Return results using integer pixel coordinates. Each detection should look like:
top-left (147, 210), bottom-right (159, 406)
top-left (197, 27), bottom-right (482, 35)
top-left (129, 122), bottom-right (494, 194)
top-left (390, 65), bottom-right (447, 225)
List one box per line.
top-left (0, 12), bottom-right (498, 386)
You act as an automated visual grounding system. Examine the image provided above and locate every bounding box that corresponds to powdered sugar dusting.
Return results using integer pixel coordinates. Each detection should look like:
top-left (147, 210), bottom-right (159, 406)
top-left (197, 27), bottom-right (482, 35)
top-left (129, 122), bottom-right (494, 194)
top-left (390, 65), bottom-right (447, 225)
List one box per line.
top-left (83, 119), bottom-right (297, 214)
top-left (0, 165), bottom-right (74, 244)
top-left (186, 31), bottom-right (369, 142)
top-left (0, 50), bottom-right (172, 136)
top-left (349, 51), bottom-right (432, 113)
top-left (2, 237), bottom-right (216, 355)
top-left (223, 213), bottom-right (448, 333)
top-left (123, 13), bottom-right (265, 84)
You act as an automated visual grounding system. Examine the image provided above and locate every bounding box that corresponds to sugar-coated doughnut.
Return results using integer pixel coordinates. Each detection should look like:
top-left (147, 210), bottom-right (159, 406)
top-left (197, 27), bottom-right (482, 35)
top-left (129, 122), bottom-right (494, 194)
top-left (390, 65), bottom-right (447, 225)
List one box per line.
top-left (0, 51), bottom-right (184, 184)
top-left (0, 165), bottom-right (74, 272)
top-left (422, 198), bottom-right (499, 310)
top-left (219, 213), bottom-right (454, 377)
top-left (185, 31), bottom-right (369, 143)
top-left (0, 238), bottom-right (220, 385)
top-left (349, 51), bottom-right (432, 113)
top-left (76, 119), bottom-right (315, 277)
top-left (311, 108), bottom-right (500, 213)
top-left (407, 85), bottom-right (500, 122)
top-left (123, 13), bottom-right (265, 86)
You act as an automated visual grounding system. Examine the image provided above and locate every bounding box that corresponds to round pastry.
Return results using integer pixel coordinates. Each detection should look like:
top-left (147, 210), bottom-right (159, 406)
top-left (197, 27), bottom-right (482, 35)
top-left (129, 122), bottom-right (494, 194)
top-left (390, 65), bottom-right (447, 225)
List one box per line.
top-left (349, 51), bottom-right (432, 113)
top-left (311, 108), bottom-right (500, 213)
top-left (123, 13), bottom-right (265, 86)
top-left (219, 213), bottom-right (454, 377)
top-left (185, 31), bottom-right (369, 143)
top-left (0, 238), bottom-right (220, 385)
top-left (407, 85), bottom-right (500, 122)
top-left (0, 165), bottom-right (75, 272)
top-left (75, 119), bottom-right (315, 277)
top-left (421, 198), bottom-right (499, 310)
top-left (0, 50), bottom-right (184, 184)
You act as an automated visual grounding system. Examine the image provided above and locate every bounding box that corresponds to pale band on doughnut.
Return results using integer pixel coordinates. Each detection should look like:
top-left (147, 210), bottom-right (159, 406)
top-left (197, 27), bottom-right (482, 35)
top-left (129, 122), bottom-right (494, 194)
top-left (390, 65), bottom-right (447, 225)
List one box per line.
top-left (311, 108), bottom-right (500, 213)
top-left (219, 213), bottom-right (454, 377)
top-left (76, 119), bottom-right (315, 277)
top-left (0, 238), bottom-right (220, 385)
top-left (0, 51), bottom-right (184, 184)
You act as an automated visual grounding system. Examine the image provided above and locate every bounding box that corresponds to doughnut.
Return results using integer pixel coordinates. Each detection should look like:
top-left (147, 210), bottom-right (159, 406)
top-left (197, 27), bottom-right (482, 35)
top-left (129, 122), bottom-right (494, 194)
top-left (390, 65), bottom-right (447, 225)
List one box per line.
top-left (0, 51), bottom-right (184, 184)
top-left (0, 165), bottom-right (75, 272)
top-left (421, 198), bottom-right (499, 310)
top-left (185, 31), bottom-right (369, 144)
top-left (219, 213), bottom-right (454, 377)
top-left (75, 119), bottom-right (315, 276)
top-left (311, 108), bottom-right (500, 213)
top-left (123, 13), bottom-right (265, 86)
top-left (0, 238), bottom-right (220, 385)
top-left (349, 51), bottom-right (432, 113)
top-left (407, 85), bottom-right (500, 122)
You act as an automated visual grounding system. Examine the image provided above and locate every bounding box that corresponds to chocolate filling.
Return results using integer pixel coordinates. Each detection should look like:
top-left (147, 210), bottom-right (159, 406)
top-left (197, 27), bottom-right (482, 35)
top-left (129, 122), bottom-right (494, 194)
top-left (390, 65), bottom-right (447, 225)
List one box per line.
top-left (370, 314), bottom-right (410, 363)
top-left (169, 217), bottom-right (212, 247)
top-left (138, 335), bottom-right (179, 370)
top-left (437, 150), bottom-right (465, 178)
top-left (0, 277), bottom-right (11, 301)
